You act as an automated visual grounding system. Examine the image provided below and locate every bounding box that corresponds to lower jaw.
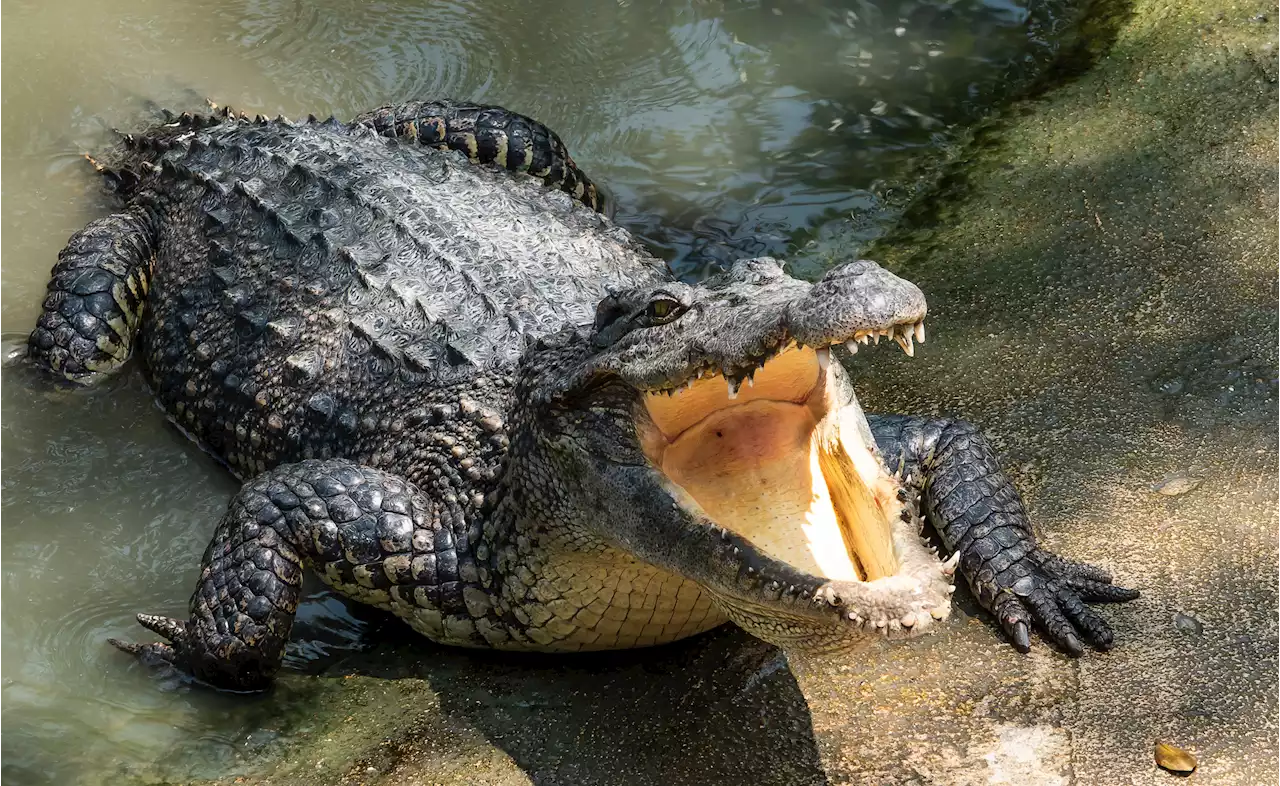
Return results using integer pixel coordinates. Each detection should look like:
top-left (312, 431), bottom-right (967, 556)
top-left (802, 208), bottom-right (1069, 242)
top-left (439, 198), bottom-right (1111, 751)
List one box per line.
top-left (709, 591), bottom-right (897, 652)
top-left (704, 501), bottom-right (955, 654)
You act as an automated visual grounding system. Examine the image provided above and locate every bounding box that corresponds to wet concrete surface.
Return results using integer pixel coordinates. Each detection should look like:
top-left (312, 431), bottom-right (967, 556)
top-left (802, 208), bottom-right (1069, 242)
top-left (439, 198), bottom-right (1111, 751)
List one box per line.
top-left (174, 0), bottom-right (1276, 783)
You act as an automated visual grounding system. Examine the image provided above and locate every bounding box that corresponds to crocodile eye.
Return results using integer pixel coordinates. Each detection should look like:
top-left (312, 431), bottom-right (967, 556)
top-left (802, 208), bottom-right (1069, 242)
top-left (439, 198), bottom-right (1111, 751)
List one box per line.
top-left (646, 298), bottom-right (683, 324)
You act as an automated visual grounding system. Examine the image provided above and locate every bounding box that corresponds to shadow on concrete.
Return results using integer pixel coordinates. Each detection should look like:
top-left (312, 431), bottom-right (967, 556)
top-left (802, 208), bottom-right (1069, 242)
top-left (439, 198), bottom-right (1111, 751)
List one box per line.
top-left (803, 11), bottom-right (1279, 781)
top-left (852, 55), bottom-right (1278, 526)
top-left (288, 621), bottom-right (831, 786)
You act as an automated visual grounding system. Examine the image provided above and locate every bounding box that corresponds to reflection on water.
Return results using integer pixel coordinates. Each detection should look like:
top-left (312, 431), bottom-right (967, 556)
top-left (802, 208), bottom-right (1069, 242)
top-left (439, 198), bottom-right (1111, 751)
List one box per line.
top-left (2, 0), bottom-right (1077, 782)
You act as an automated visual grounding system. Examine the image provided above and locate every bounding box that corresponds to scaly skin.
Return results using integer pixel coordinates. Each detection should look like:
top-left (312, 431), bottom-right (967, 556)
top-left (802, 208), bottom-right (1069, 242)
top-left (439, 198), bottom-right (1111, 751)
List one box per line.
top-left (26, 100), bottom-right (1138, 691)
top-left (868, 416), bottom-right (1138, 655)
top-left (353, 99), bottom-right (603, 211)
top-left (26, 209), bottom-right (156, 381)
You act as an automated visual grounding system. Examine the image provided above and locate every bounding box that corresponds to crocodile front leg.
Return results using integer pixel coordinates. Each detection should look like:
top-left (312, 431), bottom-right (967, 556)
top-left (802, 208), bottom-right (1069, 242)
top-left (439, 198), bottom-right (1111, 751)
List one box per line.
top-left (867, 415), bottom-right (1140, 655)
top-left (28, 208), bottom-right (156, 384)
top-left (110, 459), bottom-right (472, 690)
top-left (351, 99), bottom-right (602, 211)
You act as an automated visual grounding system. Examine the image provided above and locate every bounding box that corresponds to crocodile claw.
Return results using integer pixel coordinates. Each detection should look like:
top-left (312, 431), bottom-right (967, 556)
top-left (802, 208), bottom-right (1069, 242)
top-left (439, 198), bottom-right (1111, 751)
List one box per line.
top-left (109, 613), bottom-right (187, 667)
top-left (108, 637), bottom-right (179, 666)
top-left (1010, 620), bottom-right (1031, 653)
top-left (136, 613), bottom-right (187, 641)
top-left (1049, 555), bottom-right (1141, 603)
top-left (982, 549), bottom-right (1138, 656)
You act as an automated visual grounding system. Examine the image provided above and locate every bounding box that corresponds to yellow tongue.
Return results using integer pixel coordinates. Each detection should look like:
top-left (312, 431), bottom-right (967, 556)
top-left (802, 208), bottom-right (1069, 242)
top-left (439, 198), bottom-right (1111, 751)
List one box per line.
top-left (638, 344), bottom-right (904, 583)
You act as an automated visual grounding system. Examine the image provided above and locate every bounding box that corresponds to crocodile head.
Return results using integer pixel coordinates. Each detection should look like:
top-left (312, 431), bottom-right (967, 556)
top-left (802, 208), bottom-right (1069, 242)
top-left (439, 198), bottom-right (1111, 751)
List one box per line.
top-left (520, 258), bottom-right (954, 652)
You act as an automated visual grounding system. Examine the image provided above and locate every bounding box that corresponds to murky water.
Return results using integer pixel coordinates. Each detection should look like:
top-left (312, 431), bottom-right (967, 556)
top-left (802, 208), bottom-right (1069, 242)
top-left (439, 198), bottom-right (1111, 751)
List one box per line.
top-left (2, 0), bottom-right (1079, 782)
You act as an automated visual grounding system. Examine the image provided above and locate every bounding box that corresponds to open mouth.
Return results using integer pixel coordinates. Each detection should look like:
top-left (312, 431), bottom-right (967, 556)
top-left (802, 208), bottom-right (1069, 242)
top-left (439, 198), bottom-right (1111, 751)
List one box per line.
top-left (636, 319), bottom-right (952, 641)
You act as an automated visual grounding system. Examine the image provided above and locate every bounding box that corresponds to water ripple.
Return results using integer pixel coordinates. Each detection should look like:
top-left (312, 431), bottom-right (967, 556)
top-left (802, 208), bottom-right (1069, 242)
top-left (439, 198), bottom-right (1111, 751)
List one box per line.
top-left (226, 0), bottom-right (516, 114)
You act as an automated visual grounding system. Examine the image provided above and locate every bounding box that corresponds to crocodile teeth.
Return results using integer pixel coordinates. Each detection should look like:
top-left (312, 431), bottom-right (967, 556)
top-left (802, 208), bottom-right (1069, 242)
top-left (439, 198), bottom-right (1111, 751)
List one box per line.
top-left (895, 330), bottom-right (915, 357)
top-left (844, 339), bottom-right (859, 355)
top-left (942, 552), bottom-right (960, 576)
top-left (726, 378), bottom-right (740, 399)
top-left (816, 347), bottom-right (831, 371)
top-left (914, 320), bottom-right (926, 343)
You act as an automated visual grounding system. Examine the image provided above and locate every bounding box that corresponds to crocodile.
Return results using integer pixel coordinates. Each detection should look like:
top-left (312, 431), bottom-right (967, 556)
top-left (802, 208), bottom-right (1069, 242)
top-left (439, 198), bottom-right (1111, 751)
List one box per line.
top-left (26, 99), bottom-right (1138, 691)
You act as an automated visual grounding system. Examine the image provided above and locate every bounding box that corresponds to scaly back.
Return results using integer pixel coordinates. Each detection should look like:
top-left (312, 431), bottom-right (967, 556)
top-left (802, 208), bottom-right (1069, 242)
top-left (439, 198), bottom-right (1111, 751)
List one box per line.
top-left (124, 118), bottom-right (668, 385)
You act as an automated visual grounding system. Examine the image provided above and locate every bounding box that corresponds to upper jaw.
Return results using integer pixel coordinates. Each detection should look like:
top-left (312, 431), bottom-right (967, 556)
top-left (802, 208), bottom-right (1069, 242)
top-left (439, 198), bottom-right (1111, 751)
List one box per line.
top-left (635, 314), bottom-right (927, 401)
top-left (594, 258), bottom-right (928, 397)
top-left (841, 320), bottom-right (926, 359)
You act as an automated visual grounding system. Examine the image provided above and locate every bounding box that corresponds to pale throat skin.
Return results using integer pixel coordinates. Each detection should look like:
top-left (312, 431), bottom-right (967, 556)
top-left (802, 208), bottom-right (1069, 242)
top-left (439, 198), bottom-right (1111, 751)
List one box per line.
top-left (27, 101), bottom-right (1137, 691)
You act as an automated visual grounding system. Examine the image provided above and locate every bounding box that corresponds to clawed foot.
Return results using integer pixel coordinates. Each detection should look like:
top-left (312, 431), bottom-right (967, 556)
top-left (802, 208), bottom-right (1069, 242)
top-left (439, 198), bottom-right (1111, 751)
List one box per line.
top-left (982, 550), bottom-right (1140, 655)
top-left (109, 612), bottom-right (277, 692)
top-left (108, 613), bottom-right (190, 668)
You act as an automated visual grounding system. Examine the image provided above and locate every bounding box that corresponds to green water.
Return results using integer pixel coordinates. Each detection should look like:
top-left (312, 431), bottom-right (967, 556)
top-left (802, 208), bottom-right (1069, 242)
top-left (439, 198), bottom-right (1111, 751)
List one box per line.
top-left (1, 1), bottom-right (1081, 782)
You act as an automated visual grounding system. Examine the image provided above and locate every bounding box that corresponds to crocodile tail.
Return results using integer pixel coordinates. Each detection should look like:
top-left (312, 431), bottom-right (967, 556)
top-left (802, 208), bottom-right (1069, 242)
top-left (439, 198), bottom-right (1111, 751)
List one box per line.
top-left (352, 100), bottom-right (604, 212)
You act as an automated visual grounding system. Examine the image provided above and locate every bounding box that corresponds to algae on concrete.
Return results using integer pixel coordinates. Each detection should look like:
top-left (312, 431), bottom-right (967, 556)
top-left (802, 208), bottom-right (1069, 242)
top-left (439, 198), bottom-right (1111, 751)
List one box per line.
top-left (185, 0), bottom-right (1276, 784)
